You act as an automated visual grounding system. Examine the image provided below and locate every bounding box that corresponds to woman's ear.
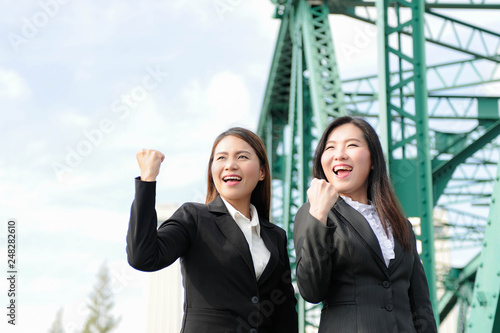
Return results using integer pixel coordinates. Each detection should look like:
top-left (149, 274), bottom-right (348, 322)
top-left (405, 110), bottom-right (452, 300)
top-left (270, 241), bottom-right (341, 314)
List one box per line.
top-left (259, 167), bottom-right (265, 181)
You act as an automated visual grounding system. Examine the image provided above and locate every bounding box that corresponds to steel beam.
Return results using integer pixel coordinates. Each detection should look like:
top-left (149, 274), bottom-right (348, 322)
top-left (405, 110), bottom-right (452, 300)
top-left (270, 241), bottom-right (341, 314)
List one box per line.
top-left (343, 8), bottom-right (500, 63)
top-left (328, 1), bottom-right (500, 11)
top-left (466, 162), bottom-right (500, 332)
top-left (433, 119), bottom-right (500, 202)
top-left (376, 0), bottom-right (439, 322)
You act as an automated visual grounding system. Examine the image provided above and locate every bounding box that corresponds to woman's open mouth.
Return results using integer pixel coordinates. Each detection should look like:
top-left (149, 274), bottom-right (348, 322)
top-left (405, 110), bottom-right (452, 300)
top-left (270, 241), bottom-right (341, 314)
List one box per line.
top-left (333, 165), bottom-right (353, 177)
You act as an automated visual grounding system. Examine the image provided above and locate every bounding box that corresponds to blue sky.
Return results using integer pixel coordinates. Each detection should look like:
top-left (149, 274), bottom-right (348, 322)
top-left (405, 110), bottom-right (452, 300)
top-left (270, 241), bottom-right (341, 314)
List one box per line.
top-left (1, 1), bottom-right (499, 332)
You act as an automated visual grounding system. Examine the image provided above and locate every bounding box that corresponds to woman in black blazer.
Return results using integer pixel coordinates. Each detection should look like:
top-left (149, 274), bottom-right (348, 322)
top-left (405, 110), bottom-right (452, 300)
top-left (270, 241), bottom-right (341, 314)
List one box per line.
top-left (293, 117), bottom-right (437, 333)
top-left (127, 127), bottom-right (298, 333)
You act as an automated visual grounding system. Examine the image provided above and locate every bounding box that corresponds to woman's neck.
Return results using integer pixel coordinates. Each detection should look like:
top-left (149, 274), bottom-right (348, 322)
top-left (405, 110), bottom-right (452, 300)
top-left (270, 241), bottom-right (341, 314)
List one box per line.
top-left (340, 193), bottom-right (369, 205)
top-left (223, 198), bottom-right (251, 219)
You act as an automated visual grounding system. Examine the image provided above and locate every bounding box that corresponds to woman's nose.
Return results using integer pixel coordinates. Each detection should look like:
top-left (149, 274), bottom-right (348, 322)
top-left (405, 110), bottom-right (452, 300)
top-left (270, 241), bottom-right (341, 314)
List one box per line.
top-left (224, 158), bottom-right (238, 170)
top-left (334, 148), bottom-right (348, 160)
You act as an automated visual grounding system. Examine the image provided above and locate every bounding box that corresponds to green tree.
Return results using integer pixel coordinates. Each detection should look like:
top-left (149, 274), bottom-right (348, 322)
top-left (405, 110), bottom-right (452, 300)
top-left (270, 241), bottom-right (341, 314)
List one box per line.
top-left (81, 263), bottom-right (121, 333)
top-left (48, 308), bottom-right (65, 333)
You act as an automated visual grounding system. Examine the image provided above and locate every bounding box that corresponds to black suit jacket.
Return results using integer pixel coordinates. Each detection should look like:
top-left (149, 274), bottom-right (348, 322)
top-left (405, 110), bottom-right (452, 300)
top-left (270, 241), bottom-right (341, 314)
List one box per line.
top-left (293, 198), bottom-right (437, 333)
top-left (127, 178), bottom-right (298, 333)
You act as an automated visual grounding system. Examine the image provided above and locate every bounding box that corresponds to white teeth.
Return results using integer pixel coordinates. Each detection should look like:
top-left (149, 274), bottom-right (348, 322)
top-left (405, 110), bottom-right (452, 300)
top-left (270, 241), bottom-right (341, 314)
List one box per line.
top-left (334, 166), bottom-right (353, 172)
top-left (333, 166), bottom-right (353, 175)
top-left (223, 176), bottom-right (242, 182)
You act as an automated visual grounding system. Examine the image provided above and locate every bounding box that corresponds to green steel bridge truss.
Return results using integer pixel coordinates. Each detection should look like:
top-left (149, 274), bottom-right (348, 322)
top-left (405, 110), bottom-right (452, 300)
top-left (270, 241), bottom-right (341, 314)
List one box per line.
top-left (257, 0), bottom-right (500, 332)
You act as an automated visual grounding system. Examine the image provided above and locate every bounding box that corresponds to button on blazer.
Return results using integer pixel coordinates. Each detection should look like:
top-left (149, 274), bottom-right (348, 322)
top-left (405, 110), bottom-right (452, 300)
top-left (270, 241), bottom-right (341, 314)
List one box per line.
top-left (127, 179), bottom-right (298, 333)
top-left (293, 198), bottom-right (437, 333)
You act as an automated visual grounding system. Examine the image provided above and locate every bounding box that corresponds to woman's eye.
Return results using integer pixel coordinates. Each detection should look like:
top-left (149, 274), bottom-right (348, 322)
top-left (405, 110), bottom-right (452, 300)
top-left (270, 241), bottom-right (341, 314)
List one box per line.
top-left (325, 146), bottom-right (334, 150)
top-left (348, 144), bottom-right (358, 147)
top-left (238, 155), bottom-right (249, 159)
top-left (216, 156), bottom-right (225, 160)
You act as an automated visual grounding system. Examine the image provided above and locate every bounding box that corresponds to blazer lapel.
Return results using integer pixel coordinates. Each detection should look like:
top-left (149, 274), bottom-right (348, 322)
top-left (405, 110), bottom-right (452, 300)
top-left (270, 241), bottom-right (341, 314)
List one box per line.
top-left (208, 197), bottom-right (255, 276)
top-left (257, 221), bottom-right (279, 286)
top-left (333, 198), bottom-right (387, 270)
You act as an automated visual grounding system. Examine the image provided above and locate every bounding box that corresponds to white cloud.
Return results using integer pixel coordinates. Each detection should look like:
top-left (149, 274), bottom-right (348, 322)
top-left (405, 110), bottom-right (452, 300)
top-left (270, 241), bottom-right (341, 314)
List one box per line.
top-left (74, 68), bottom-right (92, 81)
top-left (242, 1), bottom-right (280, 37)
top-left (0, 68), bottom-right (31, 99)
top-left (17, 204), bottom-right (129, 243)
top-left (182, 78), bottom-right (205, 115)
top-left (55, 109), bottom-right (92, 128)
top-left (58, 2), bottom-right (119, 47)
top-left (26, 276), bottom-right (72, 294)
top-left (329, 16), bottom-right (378, 78)
top-left (205, 71), bottom-right (252, 126)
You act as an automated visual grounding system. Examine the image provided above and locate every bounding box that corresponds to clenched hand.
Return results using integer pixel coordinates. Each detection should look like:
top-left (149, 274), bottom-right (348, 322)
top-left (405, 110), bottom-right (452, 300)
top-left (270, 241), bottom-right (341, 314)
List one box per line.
top-left (136, 149), bottom-right (165, 182)
top-left (307, 178), bottom-right (339, 225)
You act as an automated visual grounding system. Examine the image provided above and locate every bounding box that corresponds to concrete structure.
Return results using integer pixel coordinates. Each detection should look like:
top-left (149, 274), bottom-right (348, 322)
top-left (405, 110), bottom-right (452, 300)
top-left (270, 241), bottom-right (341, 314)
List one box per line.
top-left (145, 203), bottom-right (184, 333)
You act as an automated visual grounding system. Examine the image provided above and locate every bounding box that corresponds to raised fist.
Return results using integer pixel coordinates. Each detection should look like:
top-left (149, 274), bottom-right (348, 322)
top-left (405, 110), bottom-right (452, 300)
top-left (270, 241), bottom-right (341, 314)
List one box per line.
top-left (307, 178), bottom-right (339, 225)
top-left (136, 149), bottom-right (165, 182)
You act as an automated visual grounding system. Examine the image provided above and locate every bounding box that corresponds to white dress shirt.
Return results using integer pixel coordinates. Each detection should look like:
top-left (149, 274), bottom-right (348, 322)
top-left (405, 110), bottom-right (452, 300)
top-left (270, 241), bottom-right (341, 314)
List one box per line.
top-left (342, 196), bottom-right (395, 267)
top-left (221, 198), bottom-right (271, 280)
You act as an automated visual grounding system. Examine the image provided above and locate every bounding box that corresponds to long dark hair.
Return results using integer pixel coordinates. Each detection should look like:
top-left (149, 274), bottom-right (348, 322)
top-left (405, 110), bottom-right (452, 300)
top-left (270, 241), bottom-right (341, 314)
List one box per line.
top-left (206, 127), bottom-right (271, 221)
top-left (313, 116), bottom-right (411, 250)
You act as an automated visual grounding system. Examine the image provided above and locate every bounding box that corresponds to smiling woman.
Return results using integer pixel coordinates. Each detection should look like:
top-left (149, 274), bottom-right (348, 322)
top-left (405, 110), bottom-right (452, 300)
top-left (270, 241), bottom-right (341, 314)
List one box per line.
top-left (293, 116), bottom-right (437, 333)
top-left (207, 128), bottom-right (267, 219)
top-left (126, 127), bottom-right (298, 333)
top-left (320, 123), bottom-right (373, 204)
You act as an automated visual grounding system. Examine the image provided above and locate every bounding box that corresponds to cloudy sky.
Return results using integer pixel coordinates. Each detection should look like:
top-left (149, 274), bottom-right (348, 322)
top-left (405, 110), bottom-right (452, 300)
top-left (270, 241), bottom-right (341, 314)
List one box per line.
top-left (0, 1), bottom-right (499, 332)
top-left (0, 1), bottom-right (285, 332)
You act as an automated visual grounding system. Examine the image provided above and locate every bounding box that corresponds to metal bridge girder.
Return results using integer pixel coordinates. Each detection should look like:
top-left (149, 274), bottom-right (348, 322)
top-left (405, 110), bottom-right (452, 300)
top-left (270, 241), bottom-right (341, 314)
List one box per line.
top-left (260, 0), bottom-right (500, 331)
top-left (376, 0), bottom-right (439, 319)
top-left (466, 162), bottom-right (500, 332)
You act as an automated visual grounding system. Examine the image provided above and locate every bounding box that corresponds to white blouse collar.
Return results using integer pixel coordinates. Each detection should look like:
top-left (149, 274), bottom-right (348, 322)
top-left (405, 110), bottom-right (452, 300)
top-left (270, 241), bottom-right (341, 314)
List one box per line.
top-left (341, 196), bottom-right (375, 214)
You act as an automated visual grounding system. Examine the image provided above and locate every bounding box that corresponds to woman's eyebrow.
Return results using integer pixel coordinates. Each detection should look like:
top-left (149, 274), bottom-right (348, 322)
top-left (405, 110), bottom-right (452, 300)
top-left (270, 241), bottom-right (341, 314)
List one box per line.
top-left (236, 150), bottom-right (253, 154)
top-left (214, 150), bottom-right (253, 155)
top-left (326, 137), bottom-right (362, 144)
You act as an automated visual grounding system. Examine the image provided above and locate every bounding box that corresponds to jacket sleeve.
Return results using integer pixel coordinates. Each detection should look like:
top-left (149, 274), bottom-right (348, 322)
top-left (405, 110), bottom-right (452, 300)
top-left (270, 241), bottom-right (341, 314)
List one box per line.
top-left (293, 202), bottom-right (337, 303)
top-left (126, 177), bottom-right (197, 271)
top-left (407, 225), bottom-right (438, 333)
top-left (271, 230), bottom-right (299, 333)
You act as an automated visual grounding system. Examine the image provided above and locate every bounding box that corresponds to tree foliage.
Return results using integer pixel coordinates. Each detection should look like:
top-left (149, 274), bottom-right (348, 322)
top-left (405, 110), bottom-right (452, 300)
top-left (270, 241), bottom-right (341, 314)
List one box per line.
top-left (81, 263), bottom-right (121, 333)
top-left (48, 308), bottom-right (65, 333)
